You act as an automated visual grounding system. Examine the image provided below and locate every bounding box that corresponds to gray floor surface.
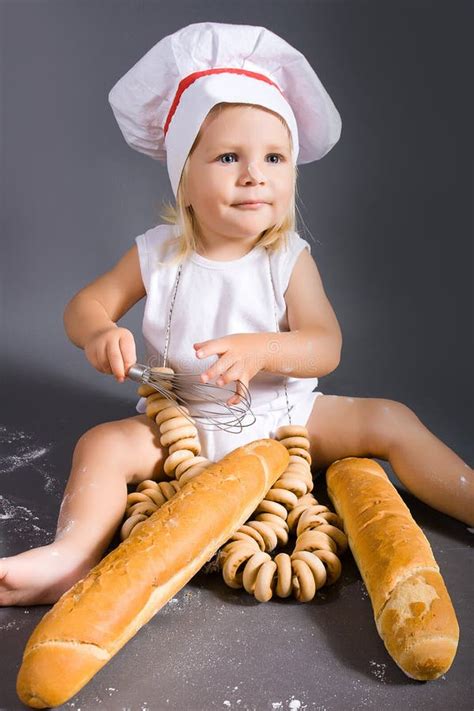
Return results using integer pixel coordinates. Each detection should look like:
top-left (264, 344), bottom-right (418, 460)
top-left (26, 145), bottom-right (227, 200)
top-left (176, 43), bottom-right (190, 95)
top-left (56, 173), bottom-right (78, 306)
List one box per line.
top-left (1, 371), bottom-right (472, 711)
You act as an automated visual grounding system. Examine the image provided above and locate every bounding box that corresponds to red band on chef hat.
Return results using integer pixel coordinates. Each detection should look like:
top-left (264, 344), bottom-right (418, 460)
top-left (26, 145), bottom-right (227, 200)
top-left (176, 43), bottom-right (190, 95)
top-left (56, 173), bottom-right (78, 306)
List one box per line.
top-left (164, 68), bottom-right (284, 136)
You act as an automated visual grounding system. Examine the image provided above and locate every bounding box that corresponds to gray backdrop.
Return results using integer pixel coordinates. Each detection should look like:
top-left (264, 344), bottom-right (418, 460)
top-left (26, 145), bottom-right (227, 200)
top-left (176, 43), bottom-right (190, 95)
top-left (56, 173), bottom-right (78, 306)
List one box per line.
top-left (0, 3), bottom-right (473, 711)
top-left (1, 1), bottom-right (472, 455)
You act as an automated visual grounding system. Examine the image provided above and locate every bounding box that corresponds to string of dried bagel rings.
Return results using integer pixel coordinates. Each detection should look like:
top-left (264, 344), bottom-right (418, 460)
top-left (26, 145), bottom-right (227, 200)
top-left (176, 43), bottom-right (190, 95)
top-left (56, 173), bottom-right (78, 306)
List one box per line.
top-left (120, 367), bottom-right (348, 602)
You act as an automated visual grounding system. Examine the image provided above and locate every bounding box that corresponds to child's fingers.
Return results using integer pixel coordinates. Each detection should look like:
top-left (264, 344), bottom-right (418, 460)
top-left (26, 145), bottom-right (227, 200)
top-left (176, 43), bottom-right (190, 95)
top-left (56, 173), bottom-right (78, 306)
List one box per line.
top-left (96, 343), bottom-right (113, 374)
top-left (106, 340), bottom-right (127, 381)
top-left (227, 379), bottom-right (247, 406)
top-left (85, 344), bottom-right (104, 373)
top-left (119, 333), bottom-right (137, 376)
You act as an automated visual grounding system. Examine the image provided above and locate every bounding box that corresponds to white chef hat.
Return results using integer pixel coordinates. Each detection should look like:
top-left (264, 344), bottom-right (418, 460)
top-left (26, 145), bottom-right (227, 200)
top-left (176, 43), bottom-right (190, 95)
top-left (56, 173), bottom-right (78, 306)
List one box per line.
top-left (108, 21), bottom-right (342, 197)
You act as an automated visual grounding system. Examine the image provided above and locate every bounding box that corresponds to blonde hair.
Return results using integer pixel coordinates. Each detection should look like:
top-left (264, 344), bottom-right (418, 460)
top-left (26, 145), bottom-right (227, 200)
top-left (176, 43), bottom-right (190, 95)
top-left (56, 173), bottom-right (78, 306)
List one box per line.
top-left (156, 102), bottom-right (300, 266)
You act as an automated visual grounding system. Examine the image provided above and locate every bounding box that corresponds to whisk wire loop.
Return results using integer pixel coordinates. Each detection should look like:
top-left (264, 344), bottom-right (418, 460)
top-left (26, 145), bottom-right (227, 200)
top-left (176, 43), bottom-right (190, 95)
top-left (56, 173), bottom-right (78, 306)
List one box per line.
top-left (128, 364), bottom-right (256, 433)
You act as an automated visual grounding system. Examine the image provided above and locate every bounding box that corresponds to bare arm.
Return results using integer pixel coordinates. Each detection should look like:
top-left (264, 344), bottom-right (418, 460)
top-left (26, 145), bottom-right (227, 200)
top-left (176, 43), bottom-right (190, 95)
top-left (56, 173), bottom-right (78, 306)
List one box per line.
top-left (63, 244), bottom-right (146, 349)
top-left (263, 247), bottom-right (342, 378)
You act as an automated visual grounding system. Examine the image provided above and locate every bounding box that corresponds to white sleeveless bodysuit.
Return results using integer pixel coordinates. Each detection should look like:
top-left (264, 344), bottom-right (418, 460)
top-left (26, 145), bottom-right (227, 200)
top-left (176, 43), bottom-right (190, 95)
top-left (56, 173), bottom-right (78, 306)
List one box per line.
top-left (134, 223), bottom-right (324, 462)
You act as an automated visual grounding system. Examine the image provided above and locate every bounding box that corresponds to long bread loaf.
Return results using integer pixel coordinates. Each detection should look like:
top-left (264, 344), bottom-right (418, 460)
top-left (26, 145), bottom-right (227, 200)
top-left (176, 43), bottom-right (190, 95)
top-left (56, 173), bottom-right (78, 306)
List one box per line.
top-left (326, 457), bottom-right (459, 680)
top-left (17, 438), bottom-right (289, 708)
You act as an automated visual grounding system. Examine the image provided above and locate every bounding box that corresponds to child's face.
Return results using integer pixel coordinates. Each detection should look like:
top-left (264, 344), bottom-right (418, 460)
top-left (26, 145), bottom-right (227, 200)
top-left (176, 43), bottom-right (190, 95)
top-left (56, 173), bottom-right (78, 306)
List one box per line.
top-left (185, 105), bottom-right (294, 243)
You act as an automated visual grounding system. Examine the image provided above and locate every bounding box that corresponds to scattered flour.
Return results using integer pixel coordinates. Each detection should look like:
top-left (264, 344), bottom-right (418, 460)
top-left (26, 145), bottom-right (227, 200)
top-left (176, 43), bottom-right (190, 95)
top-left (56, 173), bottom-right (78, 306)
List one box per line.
top-left (160, 589), bottom-right (203, 615)
top-left (65, 688), bottom-right (151, 709)
top-left (0, 426), bottom-right (62, 547)
top-left (0, 617), bottom-right (28, 631)
top-left (0, 495), bottom-right (34, 521)
top-left (0, 493), bottom-right (51, 542)
top-left (0, 425), bottom-right (58, 493)
top-left (369, 660), bottom-right (387, 683)
top-left (222, 696), bottom-right (306, 709)
top-left (0, 446), bottom-right (50, 473)
top-left (289, 700), bottom-right (302, 710)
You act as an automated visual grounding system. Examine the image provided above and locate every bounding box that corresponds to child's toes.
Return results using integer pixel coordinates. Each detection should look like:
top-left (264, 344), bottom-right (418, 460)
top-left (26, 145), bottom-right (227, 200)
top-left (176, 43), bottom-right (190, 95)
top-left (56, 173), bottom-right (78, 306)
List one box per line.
top-left (0, 561), bottom-right (7, 583)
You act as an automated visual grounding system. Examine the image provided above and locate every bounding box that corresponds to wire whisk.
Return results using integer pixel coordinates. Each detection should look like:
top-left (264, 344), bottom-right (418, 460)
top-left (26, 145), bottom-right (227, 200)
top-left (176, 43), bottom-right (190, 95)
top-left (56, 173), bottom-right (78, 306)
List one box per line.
top-left (127, 363), bottom-right (256, 433)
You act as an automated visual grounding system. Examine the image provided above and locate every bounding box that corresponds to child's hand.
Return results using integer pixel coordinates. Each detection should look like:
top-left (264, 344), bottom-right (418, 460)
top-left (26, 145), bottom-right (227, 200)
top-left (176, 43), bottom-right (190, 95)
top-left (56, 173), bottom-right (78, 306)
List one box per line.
top-left (193, 333), bottom-right (268, 405)
top-left (84, 326), bottom-right (137, 383)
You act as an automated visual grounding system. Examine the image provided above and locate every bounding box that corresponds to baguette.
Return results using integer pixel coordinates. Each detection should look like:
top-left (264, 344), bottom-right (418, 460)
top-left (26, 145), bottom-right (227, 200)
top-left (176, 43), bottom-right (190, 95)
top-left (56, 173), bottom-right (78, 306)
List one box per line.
top-left (326, 457), bottom-right (459, 680)
top-left (17, 438), bottom-right (289, 709)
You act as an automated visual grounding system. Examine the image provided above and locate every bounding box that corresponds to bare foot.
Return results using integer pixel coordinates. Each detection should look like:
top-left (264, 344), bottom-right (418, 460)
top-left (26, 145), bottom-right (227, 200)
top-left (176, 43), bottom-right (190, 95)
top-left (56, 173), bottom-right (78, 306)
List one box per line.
top-left (0, 541), bottom-right (101, 606)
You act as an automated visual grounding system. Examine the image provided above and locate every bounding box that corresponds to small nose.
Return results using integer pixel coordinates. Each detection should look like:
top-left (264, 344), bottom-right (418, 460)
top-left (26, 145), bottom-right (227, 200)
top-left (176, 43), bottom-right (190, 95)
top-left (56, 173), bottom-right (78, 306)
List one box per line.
top-left (240, 161), bottom-right (267, 184)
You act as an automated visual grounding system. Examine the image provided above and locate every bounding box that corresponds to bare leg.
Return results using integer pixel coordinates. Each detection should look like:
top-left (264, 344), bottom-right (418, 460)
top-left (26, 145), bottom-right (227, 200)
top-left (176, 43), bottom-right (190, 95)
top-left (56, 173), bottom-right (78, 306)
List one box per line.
top-left (385, 406), bottom-right (474, 526)
top-left (0, 415), bottom-right (165, 606)
top-left (305, 395), bottom-right (474, 526)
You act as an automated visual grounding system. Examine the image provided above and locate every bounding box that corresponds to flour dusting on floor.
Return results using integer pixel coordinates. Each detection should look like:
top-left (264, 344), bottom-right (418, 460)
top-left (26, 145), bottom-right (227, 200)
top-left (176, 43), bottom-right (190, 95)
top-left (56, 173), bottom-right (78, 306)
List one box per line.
top-left (369, 660), bottom-right (387, 683)
top-left (0, 493), bottom-right (52, 542)
top-left (0, 425), bottom-right (59, 493)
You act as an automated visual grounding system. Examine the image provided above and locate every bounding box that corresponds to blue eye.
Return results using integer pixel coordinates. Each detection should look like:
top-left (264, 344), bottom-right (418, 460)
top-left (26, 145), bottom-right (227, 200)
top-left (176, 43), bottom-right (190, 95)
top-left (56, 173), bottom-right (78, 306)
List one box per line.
top-left (218, 153), bottom-right (237, 164)
top-left (217, 153), bottom-right (284, 164)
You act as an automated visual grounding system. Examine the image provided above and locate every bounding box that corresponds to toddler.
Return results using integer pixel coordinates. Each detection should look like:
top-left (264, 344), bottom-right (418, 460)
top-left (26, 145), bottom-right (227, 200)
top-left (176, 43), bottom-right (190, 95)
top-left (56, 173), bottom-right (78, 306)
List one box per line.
top-left (1, 22), bottom-right (472, 607)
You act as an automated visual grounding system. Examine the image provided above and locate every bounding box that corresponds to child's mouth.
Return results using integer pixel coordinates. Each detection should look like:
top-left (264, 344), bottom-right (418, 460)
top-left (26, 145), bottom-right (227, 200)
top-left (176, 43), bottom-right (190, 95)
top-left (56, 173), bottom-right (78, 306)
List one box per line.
top-left (233, 202), bottom-right (268, 209)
